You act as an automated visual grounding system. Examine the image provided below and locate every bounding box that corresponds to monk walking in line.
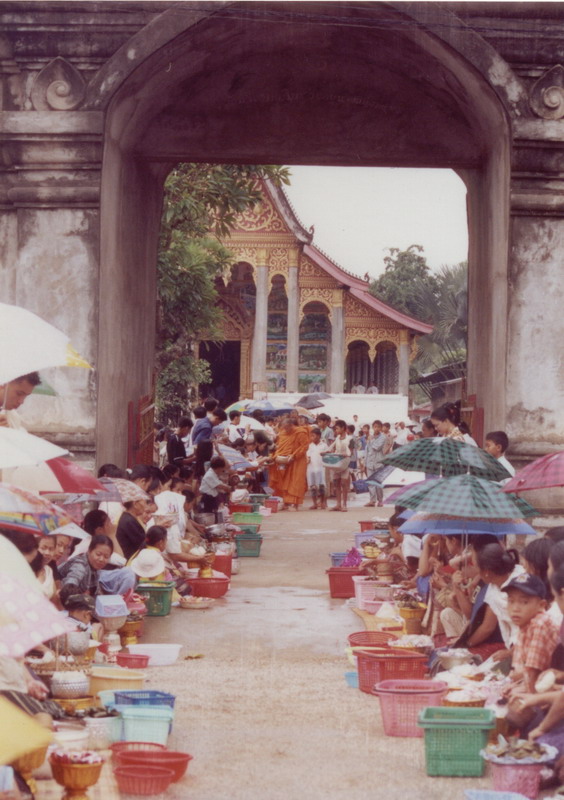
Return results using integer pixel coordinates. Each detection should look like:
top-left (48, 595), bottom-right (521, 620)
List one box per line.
top-left (269, 417), bottom-right (310, 511)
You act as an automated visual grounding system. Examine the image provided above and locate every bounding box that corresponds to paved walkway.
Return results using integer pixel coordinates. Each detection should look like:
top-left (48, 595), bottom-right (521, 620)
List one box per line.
top-left (142, 494), bottom-right (494, 800)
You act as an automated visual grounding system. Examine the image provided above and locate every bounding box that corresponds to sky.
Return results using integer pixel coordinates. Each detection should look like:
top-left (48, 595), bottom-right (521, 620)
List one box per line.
top-left (283, 166), bottom-right (469, 280)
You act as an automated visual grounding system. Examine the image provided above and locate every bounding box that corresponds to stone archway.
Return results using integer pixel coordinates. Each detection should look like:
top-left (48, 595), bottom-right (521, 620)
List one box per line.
top-left (14, 2), bottom-right (564, 468)
top-left (94, 2), bottom-right (515, 464)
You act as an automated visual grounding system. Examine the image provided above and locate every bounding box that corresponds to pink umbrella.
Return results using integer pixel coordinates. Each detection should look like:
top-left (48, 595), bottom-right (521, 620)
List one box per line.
top-left (502, 451), bottom-right (564, 493)
top-left (386, 477), bottom-right (439, 505)
top-left (7, 457), bottom-right (105, 496)
top-left (0, 575), bottom-right (75, 657)
top-left (0, 483), bottom-right (73, 535)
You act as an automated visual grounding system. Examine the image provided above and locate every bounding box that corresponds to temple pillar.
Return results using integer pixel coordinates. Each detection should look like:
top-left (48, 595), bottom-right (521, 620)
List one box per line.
top-left (398, 331), bottom-right (410, 396)
top-left (251, 256), bottom-right (269, 391)
top-left (329, 291), bottom-right (345, 393)
top-left (286, 258), bottom-right (299, 392)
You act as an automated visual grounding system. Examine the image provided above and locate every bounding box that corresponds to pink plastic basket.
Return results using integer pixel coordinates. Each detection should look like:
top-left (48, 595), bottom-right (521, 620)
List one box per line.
top-left (491, 761), bottom-right (544, 799)
top-left (373, 679), bottom-right (447, 737)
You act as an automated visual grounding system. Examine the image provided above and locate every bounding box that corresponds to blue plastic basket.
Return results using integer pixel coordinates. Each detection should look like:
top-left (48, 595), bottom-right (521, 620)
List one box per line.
top-left (120, 706), bottom-right (174, 746)
top-left (329, 552), bottom-right (348, 567)
top-left (352, 480), bottom-right (369, 494)
top-left (114, 690), bottom-right (176, 708)
top-left (344, 671), bottom-right (359, 688)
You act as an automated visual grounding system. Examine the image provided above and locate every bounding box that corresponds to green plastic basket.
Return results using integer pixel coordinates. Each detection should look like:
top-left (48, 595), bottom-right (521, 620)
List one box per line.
top-left (249, 494), bottom-right (268, 506)
top-left (232, 512), bottom-right (262, 525)
top-left (237, 523), bottom-right (261, 535)
top-left (136, 581), bottom-right (175, 616)
top-left (418, 706), bottom-right (495, 777)
top-left (235, 533), bottom-right (263, 557)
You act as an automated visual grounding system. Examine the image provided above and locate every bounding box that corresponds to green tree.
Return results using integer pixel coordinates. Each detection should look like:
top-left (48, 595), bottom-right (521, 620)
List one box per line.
top-left (411, 261), bottom-right (468, 373)
top-left (369, 245), bottom-right (439, 319)
top-left (156, 164), bottom-right (291, 422)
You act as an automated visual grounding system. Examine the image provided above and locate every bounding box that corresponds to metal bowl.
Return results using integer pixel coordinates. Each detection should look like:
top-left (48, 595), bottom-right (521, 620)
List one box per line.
top-left (194, 513), bottom-right (215, 526)
top-left (206, 524), bottom-right (225, 536)
top-left (51, 671), bottom-right (90, 699)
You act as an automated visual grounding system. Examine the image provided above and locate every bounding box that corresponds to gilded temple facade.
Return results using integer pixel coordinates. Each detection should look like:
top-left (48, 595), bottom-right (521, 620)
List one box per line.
top-left (203, 182), bottom-right (432, 400)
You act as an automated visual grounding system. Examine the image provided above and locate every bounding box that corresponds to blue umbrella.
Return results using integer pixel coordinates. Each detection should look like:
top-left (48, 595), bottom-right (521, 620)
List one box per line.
top-left (399, 512), bottom-right (537, 537)
top-left (216, 444), bottom-right (253, 471)
top-left (243, 400), bottom-right (294, 418)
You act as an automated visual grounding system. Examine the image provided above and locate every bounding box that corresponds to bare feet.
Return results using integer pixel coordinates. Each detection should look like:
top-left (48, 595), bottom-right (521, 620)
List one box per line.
top-left (364, 502), bottom-right (375, 507)
top-left (309, 505), bottom-right (318, 510)
top-left (341, 507), bottom-right (348, 512)
top-left (330, 506), bottom-right (342, 512)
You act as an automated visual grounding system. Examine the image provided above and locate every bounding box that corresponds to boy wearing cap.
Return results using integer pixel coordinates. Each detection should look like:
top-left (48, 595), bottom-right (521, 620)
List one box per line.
top-left (505, 573), bottom-right (560, 693)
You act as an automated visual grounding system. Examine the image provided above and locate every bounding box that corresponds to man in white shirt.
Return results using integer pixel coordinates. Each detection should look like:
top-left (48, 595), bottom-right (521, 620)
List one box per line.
top-left (227, 410), bottom-right (245, 443)
top-left (394, 421), bottom-right (409, 447)
top-left (484, 430), bottom-right (516, 480)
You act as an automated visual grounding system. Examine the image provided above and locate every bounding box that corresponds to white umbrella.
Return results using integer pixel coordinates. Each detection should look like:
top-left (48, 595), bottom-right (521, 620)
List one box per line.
top-left (48, 521), bottom-right (89, 541)
top-left (0, 428), bottom-right (68, 469)
top-left (0, 302), bottom-right (91, 385)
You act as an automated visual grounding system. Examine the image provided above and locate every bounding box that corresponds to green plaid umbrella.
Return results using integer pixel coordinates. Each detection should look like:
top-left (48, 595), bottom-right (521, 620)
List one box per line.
top-left (381, 437), bottom-right (511, 481)
top-left (396, 474), bottom-right (537, 518)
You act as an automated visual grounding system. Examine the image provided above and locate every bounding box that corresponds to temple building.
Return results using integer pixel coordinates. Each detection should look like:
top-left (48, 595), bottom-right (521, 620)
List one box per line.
top-left (200, 181), bottom-right (432, 401)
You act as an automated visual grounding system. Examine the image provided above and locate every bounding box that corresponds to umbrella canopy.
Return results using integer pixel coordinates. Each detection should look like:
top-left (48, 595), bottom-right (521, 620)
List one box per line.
top-left (244, 399), bottom-right (295, 418)
top-left (0, 302), bottom-right (91, 384)
top-left (399, 512), bottom-right (537, 537)
top-left (225, 399), bottom-right (252, 414)
top-left (294, 395), bottom-right (325, 410)
top-left (47, 521), bottom-right (89, 541)
top-left (381, 437), bottom-right (511, 481)
top-left (0, 696), bottom-right (53, 764)
top-left (216, 444), bottom-right (253, 471)
top-left (0, 574), bottom-right (75, 657)
top-left (0, 428), bottom-right (68, 469)
top-left (502, 451), bottom-right (564, 493)
top-left (293, 406), bottom-right (315, 421)
top-left (108, 478), bottom-right (149, 503)
top-left (386, 477), bottom-right (439, 504)
top-left (7, 457), bottom-right (105, 495)
top-left (0, 483), bottom-right (73, 535)
top-left (395, 473), bottom-right (538, 519)
top-left (218, 416), bottom-right (265, 434)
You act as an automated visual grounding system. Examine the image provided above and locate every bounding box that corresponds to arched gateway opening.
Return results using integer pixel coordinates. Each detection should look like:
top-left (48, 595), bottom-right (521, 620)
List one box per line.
top-left (95, 2), bottom-right (512, 465)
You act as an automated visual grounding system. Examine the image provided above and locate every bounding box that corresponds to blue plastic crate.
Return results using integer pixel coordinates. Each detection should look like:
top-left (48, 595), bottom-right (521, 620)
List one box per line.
top-left (114, 690), bottom-right (175, 708)
top-left (329, 552), bottom-right (348, 567)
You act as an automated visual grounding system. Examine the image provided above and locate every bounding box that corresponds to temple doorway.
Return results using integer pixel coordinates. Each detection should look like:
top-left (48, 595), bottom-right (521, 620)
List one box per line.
top-left (199, 341), bottom-right (241, 406)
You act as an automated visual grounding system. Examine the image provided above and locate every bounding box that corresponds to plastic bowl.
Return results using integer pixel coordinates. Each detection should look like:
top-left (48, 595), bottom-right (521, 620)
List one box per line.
top-left (117, 751), bottom-right (193, 782)
top-left (127, 644), bottom-right (182, 666)
top-left (116, 652), bottom-right (150, 669)
top-left (110, 741), bottom-right (167, 764)
top-left (113, 765), bottom-right (175, 796)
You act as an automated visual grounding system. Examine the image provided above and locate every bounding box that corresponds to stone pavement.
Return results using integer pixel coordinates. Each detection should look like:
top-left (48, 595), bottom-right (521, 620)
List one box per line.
top-left (139, 493), bottom-right (497, 800)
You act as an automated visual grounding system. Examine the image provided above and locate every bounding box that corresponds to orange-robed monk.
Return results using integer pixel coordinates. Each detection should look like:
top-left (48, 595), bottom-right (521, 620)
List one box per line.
top-left (269, 418), bottom-right (310, 511)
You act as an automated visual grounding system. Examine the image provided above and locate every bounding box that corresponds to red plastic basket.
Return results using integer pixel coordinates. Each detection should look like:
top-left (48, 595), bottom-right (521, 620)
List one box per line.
top-left (110, 741), bottom-right (166, 764)
top-left (116, 652), bottom-right (150, 669)
top-left (264, 498), bottom-right (279, 513)
top-left (373, 680), bottom-right (447, 737)
top-left (326, 567), bottom-right (364, 598)
top-left (491, 761), bottom-right (544, 799)
top-left (117, 751), bottom-right (193, 783)
top-left (212, 553), bottom-right (232, 577)
top-left (348, 631), bottom-right (397, 648)
top-left (359, 520), bottom-right (375, 531)
top-left (356, 648), bottom-right (428, 694)
top-left (229, 503), bottom-right (253, 513)
top-left (188, 576), bottom-right (230, 598)
top-left (114, 765), bottom-right (175, 796)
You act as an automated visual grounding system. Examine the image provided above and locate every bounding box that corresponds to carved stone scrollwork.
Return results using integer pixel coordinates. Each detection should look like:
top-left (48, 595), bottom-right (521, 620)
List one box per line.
top-left (31, 57), bottom-right (85, 111)
top-left (530, 65), bottom-right (564, 120)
